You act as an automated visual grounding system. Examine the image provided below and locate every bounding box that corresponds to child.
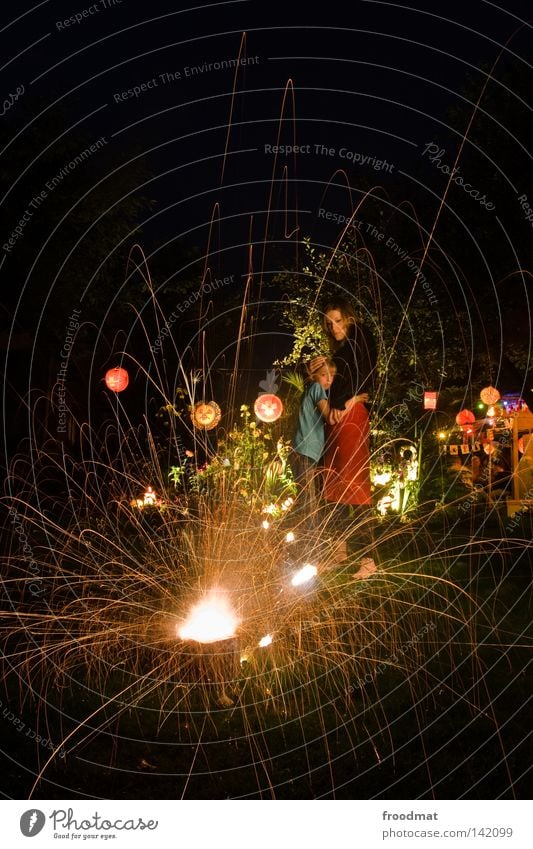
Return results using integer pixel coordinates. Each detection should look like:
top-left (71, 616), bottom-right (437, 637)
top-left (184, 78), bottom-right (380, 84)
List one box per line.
top-left (291, 359), bottom-right (336, 529)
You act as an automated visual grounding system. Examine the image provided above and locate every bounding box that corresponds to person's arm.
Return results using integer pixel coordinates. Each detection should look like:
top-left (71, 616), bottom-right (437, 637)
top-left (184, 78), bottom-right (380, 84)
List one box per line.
top-left (316, 398), bottom-right (330, 419)
top-left (327, 392), bottom-right (369, 425)
top-left (309, 382), bottom-right (330, 420)
top-left (346, 392), bottom-right (369, 408)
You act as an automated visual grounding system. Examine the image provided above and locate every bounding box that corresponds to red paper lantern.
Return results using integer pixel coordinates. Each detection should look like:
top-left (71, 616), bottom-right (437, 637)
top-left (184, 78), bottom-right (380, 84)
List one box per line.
top-left (455, 409), bottom-right (475, 426)
top-left (424, 391), bottom-right (437, 410)
top-left (105, 367), bottom-right (129, 392)
top-left (254, 393), bottom-right (283, 423)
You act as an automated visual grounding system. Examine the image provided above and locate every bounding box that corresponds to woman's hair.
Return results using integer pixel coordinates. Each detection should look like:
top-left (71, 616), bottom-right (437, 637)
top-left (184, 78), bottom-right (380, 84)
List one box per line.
top-left (321, 297), bottom-right (357, 348)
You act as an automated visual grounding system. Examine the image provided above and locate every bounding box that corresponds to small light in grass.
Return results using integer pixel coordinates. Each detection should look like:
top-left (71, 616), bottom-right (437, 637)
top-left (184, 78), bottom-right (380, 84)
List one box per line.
top-left (143, 486), bottom-right (156, 506)
top-left (258, 634), bottom-right (273, 648)
top-left (438, 431), bottom-right (446, 440)
top-left (262, 519), bottom-right (270, 530)
top-left (285, 531), bottom-right (295, 543)
top-left (377, 495), bottom-right (393, 516)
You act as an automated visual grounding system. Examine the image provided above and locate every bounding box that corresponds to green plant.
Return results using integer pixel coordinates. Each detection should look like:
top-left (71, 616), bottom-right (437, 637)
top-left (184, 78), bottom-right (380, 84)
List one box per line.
top-left (168, 465), bottom-right (185, 488)
top-left (195, 405), bottom-right (296, 511)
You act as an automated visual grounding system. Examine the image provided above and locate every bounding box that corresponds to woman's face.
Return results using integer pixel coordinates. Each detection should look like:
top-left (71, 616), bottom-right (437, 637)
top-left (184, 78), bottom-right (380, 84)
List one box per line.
top-left (325, 309), bottom-right (351, 341)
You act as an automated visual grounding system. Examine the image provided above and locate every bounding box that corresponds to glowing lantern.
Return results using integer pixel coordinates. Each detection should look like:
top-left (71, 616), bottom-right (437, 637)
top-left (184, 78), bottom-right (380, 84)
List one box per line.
top-left (105, 367), bottom-right (129, 392)
top-left (190, 401), bottom-right (221, 430)
top-left (455, 409), bottom-right (475, 426)
top-left (480, 386), bottom-right (500, 405)
top-left (254, 393), bottom-right (283, 423)
top-left (424, 391), bottom-right (437, 410)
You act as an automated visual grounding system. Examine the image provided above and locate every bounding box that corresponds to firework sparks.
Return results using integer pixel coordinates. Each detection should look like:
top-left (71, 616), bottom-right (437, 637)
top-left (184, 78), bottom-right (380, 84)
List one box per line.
top-left (177, 591), bottom-right (240, 644)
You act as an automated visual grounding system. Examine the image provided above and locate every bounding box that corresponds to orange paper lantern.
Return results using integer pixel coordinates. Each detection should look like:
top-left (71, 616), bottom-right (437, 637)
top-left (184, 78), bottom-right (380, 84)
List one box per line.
top-left (191, 401), bottom-right (221, 430)
top-left (254, 393), bottom-right (283, 423)
top-left (105, 367), bottom-right (129, 392)
top-left (480, 386), bottom-right (500, 405)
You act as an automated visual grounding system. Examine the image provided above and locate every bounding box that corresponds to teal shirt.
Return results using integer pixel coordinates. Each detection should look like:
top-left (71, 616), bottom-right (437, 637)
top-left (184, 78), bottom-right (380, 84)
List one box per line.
top-left (293, 381), bottom-right (327, 462)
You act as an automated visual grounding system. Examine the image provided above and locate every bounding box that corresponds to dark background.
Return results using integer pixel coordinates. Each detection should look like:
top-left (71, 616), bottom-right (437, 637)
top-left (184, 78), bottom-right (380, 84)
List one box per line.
top-left (1, 0), bottom-right (531, 461)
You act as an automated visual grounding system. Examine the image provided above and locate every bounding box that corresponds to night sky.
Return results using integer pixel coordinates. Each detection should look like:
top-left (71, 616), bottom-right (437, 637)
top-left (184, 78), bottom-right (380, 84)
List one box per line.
top-left (1, 2), bottom-right (531, 430)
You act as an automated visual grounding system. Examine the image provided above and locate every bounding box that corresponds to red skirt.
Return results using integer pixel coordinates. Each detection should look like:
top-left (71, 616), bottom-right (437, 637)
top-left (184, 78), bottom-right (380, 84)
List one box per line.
top-left (323, 402), bottom-right (371, 505)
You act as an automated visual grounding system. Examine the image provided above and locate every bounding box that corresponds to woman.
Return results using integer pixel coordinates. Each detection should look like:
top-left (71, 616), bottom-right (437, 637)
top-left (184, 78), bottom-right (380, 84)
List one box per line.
top-left (310, 298), bottom-right (378, 576)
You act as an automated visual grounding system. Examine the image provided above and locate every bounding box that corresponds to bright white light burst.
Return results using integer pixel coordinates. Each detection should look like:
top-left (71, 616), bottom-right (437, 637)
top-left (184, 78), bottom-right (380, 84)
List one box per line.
top-left (177, 592), bottom-right (239, 644)
top-left (291, 563), bottom-right (318, 587)
top-left (258, 634), bottom-right (273, 647)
